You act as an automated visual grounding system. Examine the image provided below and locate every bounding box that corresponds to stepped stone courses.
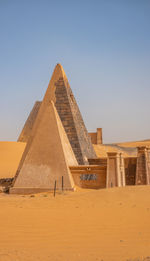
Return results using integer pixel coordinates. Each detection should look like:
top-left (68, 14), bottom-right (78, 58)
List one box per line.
top-left (54, 75), bottom-right (96, 164)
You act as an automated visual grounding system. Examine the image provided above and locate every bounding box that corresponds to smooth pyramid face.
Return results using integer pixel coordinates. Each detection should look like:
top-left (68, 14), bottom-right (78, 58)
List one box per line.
top-left (10, 101), bottom-right (77, 194)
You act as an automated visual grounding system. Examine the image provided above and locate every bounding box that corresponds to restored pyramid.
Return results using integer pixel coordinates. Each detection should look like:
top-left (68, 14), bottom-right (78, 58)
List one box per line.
top-left (18, 64), bottom-right (96, 164)
top-left (10, 101), bottom-right (77, 194)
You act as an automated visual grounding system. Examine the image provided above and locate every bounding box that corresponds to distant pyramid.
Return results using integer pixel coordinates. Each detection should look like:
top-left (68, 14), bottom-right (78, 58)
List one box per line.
top-left (18, 101), bottom-right (41, 142)
top-left (18, 64), bottom-right (96, 164)
top-left (10, 101), bottom-right (77, 194)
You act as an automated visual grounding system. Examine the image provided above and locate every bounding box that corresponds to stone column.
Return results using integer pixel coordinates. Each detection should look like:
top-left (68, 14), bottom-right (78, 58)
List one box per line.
top-left (146, 147), bottom-right (150, 184)
top-left (119, 153), bottom-right (126, 187)
top-left (136, 146), bottom-right (150, 185)
top-left (106, 152), bottom-right (125, 188)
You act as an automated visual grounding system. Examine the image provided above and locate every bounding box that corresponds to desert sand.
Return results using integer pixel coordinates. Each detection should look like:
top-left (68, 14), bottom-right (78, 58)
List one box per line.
top-left (117, 140), bottom-right (150, 148)
top-left (0, 186), bottom-right (150, 261)
top-left (94, 140), bottom-right (150, 158)
top-left (93, 144), bottom-right (136, 158)
top-left (0, 141), bottom-right (26, 178)
top-left (1, 140), bottom-right (150, 260)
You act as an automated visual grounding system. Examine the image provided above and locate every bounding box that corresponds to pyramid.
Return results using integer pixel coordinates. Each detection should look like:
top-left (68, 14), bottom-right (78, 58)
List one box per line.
top-left (18, 101), bottom-right (41, 142)
top-left (18, 64), bottom-right (96, 164)
top-left (10, 101), bottom-right (77, 194)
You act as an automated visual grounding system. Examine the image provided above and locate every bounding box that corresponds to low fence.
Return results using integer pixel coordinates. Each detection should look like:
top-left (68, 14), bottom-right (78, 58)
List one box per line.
top-left (70, 165), bottom-right (107, 189)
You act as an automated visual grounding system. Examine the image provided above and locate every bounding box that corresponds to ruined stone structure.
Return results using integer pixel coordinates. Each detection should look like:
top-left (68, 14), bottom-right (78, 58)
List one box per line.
top-left (125, 157), bottom-right (137, 185)
top-left (136, 146), bottom-right (150, 185)
top-left (89, 128), bottom-right (103, 145)
top-left (10, 64), bottom-right (97, 194)
top-left (106, 152), bottom-right (125, 188)
top-left (8, 63), bottom-right (150, 194)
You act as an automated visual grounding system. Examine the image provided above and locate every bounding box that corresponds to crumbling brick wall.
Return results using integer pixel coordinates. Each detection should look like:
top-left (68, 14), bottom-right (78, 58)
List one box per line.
top-left (55, 77), bottom-right (96, 165)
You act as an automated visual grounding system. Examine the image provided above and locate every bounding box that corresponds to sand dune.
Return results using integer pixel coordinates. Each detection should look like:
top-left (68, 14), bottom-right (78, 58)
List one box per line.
top-left (0, 141), bottom-right (26, 178)
top-left (0, 186), bottom-right (150, 261)
top-left (117, 140), bottom-right (150, 148)
top-left (93, 144), bottom-right (136, 158)
top-left (94, 139), bottom-right (150, 158)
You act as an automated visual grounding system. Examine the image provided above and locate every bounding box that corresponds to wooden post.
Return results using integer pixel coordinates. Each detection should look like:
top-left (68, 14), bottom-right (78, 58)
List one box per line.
top-left (54, 180), bottom-right (56, 197)
top-left (62, 176), bottom-right (64, 192)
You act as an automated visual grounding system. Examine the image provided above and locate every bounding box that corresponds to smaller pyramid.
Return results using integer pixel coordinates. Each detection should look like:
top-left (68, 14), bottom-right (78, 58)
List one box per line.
top-left (18, 101), bottom-right (41, 142)
top-left (10, 101), bottom-right (77, 194)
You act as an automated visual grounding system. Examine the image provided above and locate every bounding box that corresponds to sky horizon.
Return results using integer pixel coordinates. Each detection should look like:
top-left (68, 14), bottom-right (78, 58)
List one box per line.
top-left (0, 0), bottom-right (150, 143)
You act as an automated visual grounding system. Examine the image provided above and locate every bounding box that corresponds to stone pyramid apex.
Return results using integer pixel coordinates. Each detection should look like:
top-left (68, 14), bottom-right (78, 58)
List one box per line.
top-left (18, 63), bottom-right (97, 165)
top-left (43, 63), bottom-right (68, 104)
top-left (56, 63), bottom-right (67, 77)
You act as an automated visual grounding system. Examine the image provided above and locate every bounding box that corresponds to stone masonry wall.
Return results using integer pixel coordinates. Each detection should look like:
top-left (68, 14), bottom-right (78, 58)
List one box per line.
top-left (89, 128), bottom-right (103, 145)
top-left (70, 165), bottom-right (106, 189)
top-left (124, 158), bottom-right (137, 185)
top-left (136, 147), bottom-right (150, 185)
top-left (55, 77), bottom-right (97, 165)
top-left (88, 158), bottom-right (107, 166)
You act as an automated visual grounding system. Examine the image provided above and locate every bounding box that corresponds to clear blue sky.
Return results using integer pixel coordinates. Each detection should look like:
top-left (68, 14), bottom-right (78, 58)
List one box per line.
top-left (0, 0), bottom-right (150, 143)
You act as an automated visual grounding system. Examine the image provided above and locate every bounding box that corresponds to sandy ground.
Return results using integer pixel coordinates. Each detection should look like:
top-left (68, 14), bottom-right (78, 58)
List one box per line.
top-left (0, 142), bottom-right (26, 178)
top-left (0, 186), bottom-right (150, 261)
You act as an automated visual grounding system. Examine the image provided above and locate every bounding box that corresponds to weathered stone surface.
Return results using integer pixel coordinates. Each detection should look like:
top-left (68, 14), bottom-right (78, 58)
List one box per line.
top-left (88, 158), bottom-right (107, 166)
top-left (50, 65), bottom-right (97, 164)
top-left (18, 101), bottom-right (41, 142)
top-left (18, 64), bottom-right (96, 164)
top-left (136, 146), bottom-right (150, 185)
top-left (10, 101), bottom-right (77, 194)
top-left (106, 152), bottom-right (125, 188)
top-left (89, 128), bottom-right (103, 145)
top-left (45, 64), bottom-right (97, 164)
top-left (0, 178), bottom-right (13, 192)
top-left (125, 158), bottom-right (137, 185)
top-left (70, 165), bottom-right (106, 189)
